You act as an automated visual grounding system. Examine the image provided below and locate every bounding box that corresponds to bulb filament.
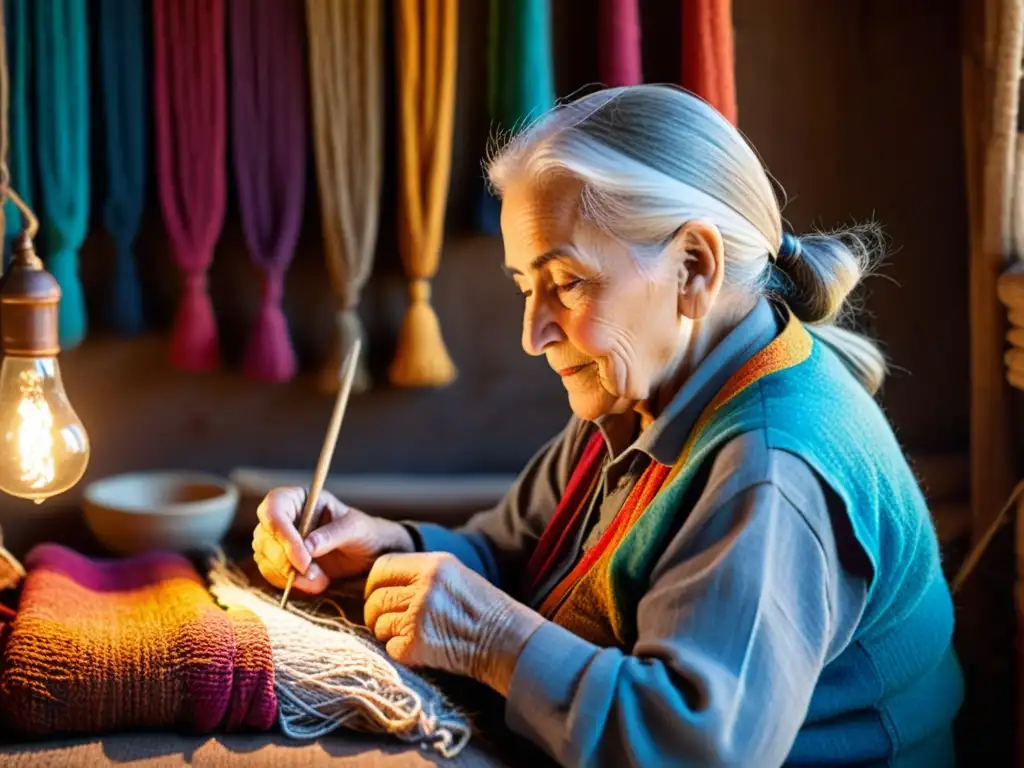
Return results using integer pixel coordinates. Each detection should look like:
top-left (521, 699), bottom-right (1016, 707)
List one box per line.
top-left (15, 369), bottom-right (55, 490)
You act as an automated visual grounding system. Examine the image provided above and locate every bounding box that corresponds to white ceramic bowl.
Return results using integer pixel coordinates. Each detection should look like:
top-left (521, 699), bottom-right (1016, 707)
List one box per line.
top-left (83, 471), bottom-right (239, 556)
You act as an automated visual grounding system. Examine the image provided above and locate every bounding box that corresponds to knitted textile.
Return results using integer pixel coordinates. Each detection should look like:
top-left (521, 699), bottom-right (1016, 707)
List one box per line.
top-left (0, 544), bottom-right (276, 735)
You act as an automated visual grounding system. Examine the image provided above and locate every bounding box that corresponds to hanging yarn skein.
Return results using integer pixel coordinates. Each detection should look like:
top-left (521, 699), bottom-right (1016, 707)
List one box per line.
top-left (0, 0), bottom-right (9, 242)
top-left (207, 560), bottom-right (472, 758)
top-left (99, 0), bottom-right (148, 336)
top-left (306, 0), bottom-right (383, 394)
top-left (2, 0), bottom-right (30, 271)
top-left (599, 0), bottom-right (642, 87)
top-left (34, 0), bottom-right (89, 349)
top-left (153, 0), bottom-right (227, 372)
top-left (477, 0), bottom-right (556, 234)
top-left (230, 0), bottom-right (307, 383)
top-left (390, 0), bottom-right (459, 387)
top-left (681, 0), bottom-right (737, 125)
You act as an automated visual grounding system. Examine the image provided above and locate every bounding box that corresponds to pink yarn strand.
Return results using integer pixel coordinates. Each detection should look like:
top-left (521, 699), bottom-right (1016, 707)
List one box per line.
top-left (599, 0), bottom-right (642, 87)
top-left (153, 0), bottom-right (227, 372)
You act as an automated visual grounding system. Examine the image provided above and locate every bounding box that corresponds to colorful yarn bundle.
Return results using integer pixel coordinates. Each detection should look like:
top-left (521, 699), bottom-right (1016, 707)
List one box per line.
top-left (599, 0), bottom-right (642, 87)
top-left (0, 544), bottom-right (276, 735)
top-left (682, 0), bottom-right (737, 125)
top-left (34, 0), bottom-right (90, 348)
top-left (0, 0), bottom-right (742, 386)
top-left (307, 0), bottom-right (383, 394)
top-left (478, 0), bottom-right (556, 234)
top-left (153, 0), bottom-right (227, 372)
top-left (230, 0), bottom-right (308, 383)
top-left (390, 0), bottom-right (460, 387)
top-left (99, 0), bottom-right (148, 336)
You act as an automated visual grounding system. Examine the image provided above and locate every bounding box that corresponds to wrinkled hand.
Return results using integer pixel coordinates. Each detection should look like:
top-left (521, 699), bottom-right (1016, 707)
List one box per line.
top-left (252, 487), bottom-right (414, 595)
top-left (363, 552), bottom-right (545, 696)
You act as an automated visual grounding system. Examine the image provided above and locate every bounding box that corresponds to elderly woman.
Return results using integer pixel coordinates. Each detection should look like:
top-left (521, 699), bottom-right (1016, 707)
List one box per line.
top-left (253, 85), bottom-right (963, 767)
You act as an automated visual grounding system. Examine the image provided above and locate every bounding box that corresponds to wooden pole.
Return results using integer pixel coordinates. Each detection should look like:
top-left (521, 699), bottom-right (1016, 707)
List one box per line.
top-left (964, 0), bottom-right (1023, 543)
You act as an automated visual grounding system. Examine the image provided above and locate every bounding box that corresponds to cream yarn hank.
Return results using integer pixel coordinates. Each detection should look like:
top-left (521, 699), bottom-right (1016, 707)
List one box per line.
top-left (207, 560), bottom-right (471, 759)
top-left (306, 0), bottom-right (382, 395)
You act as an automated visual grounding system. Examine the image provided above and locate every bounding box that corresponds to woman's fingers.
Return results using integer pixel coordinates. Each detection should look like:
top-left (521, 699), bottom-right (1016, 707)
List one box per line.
top-left (304, 510), bottom-right (361, 558)
top-left (253, 521), bottom-right (330, 594)
top-left (256, 487), bottom-right (311, 573)
top-left (385, 635), bottom-right (414, 664)
top-left (254, 528), bottom-right (289, 572)
top-left (370, 610), bottom-right (406, 643)
top-left (288, 564), bottom-right (329, 595)
top-left (371, 611), bottom-right (419, 665)
top-left (364, 552), bottom-right (428, 596)
top-left (254, 551), bottom-right (328, 594)
top-left (364, 585), bottom-right (417, 631)
top-left (255, 555), bottom-right (287, 589)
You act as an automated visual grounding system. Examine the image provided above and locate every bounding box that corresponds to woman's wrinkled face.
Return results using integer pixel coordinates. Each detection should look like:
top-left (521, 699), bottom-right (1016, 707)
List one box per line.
top-left (500, 178), bottom-right (690, 421)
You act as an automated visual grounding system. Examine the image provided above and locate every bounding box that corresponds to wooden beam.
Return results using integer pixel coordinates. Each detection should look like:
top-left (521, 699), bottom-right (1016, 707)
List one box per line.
top-left (962, 0), bottom-right (1022, 543)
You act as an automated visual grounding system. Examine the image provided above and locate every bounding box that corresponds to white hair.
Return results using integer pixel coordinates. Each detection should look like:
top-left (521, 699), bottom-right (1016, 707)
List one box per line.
top-left (485, 84), bottom-right (887, 395)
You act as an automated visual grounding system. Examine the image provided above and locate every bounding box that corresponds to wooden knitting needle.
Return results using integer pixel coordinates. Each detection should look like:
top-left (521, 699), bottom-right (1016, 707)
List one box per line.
top-left (279, 338), bottom-right (362, 609)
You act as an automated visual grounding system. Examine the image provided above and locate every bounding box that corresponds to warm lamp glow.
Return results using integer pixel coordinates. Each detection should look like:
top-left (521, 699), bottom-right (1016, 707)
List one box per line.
top-left (0, 356), bottom-right (88, 502)
top-left (0, 230), bottom-right (90, 503)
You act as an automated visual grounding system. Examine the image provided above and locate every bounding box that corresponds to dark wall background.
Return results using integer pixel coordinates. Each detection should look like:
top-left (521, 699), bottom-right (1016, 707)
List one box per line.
top-left (0, 0), bottom-right (968, 539)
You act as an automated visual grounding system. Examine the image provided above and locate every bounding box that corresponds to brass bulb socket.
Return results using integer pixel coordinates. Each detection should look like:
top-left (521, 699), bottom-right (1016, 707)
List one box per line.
top-left (0, 232), bottom-right (61, 357)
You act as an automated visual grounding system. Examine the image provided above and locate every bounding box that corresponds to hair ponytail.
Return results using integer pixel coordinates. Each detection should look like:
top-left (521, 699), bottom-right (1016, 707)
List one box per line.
top-left (772, 224), bottom-right (887, 394)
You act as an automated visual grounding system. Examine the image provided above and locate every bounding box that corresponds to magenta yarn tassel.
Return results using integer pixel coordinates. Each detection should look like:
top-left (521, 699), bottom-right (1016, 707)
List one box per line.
top-left (153, 0), bottom-right (227, 372)
top-left (599, 0), bottom-right (642, 86)
top-left (244, 273), bottom-right (295, 381)
top-left (229, 0), bottom-right (307, 382)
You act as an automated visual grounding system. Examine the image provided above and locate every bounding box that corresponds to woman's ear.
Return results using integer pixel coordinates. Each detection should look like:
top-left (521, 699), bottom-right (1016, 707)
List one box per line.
top-left (670, 220), bottom-right (725, 319)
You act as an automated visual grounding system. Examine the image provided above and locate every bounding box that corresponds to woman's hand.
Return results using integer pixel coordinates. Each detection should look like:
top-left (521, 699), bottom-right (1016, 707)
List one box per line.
top-left (363, 552), bottom-right (545, 696)
top-left (252, 486), bottom-right (415, 595)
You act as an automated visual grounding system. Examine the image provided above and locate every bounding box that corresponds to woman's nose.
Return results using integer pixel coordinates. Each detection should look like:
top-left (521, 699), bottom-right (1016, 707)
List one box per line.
top-left (522, 297), bottom-right (562, 356)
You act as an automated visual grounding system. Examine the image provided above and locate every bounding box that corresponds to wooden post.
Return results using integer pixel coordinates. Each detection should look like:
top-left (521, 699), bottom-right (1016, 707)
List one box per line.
top-left (963, 0), bottom-right (1023, 543)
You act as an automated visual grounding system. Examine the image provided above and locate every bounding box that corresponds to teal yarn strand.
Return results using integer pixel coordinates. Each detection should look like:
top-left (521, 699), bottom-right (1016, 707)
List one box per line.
top-left (494, 0), bottom-right (556, 132)
top-left (34, 0), bottom-right (90, 348)
top-left (99, 0), bottom-right (147, 335)
top-left (476, 0), bottom-right (556, 235)
top-left (3, 0), bottom-right (31, 270)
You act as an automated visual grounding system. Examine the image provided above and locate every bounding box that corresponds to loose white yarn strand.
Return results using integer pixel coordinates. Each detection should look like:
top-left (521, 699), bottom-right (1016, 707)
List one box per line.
top-left (207, 559), bottom-right (472, 758)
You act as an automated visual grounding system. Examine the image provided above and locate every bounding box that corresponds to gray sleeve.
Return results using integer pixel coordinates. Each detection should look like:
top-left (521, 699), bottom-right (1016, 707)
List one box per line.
top-left (410, 416), bottom-right (592, 589)
top-left (504, 434), bottom-right (870, 768)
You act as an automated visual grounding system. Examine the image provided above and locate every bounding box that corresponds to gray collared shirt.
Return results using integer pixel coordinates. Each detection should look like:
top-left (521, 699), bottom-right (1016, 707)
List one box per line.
top-left (413, 297), bottom-right (871, 766)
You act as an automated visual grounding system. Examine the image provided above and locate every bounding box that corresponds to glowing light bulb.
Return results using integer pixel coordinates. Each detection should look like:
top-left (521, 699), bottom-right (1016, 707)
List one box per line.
top-left (0, 356), bottom-right (89, 502)
top-left (0, 231), bottom-right (90, 503)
